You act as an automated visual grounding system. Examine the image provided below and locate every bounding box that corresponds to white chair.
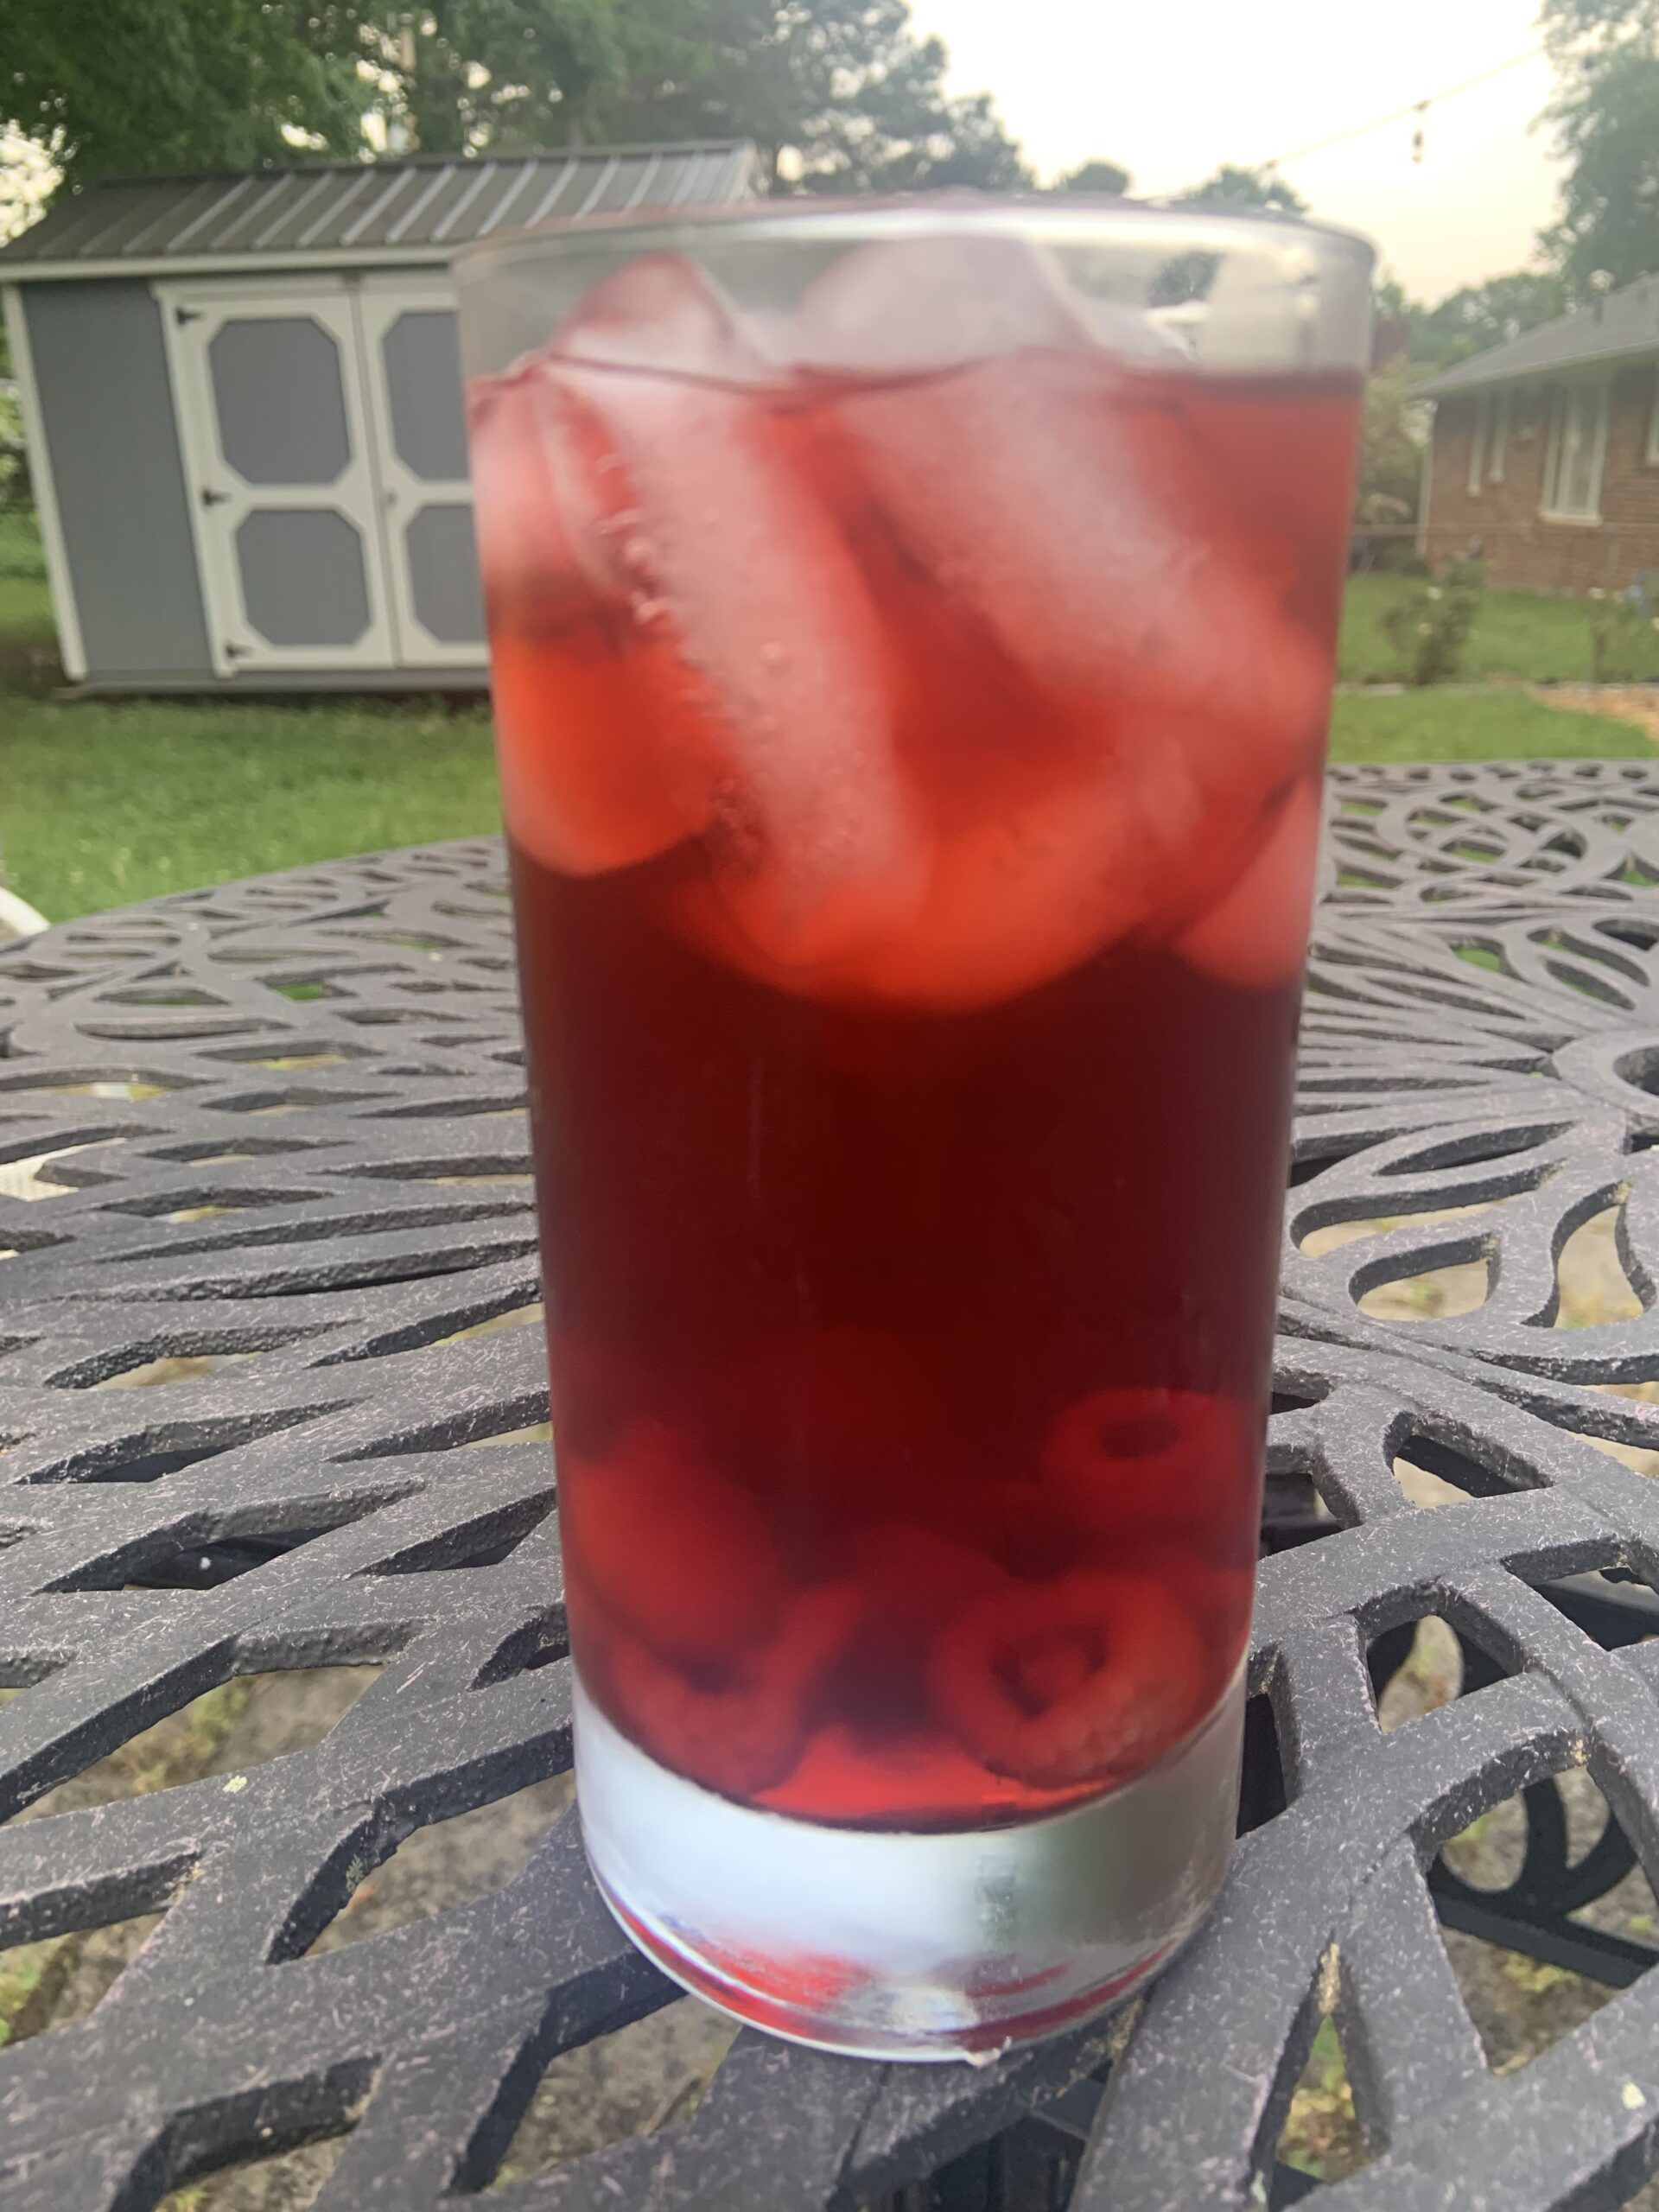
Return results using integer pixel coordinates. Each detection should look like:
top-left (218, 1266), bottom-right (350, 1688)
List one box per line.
top-left (0, 881), bottom-right (54, 1196)
top-left (0, 884), bottom-right (46, 942)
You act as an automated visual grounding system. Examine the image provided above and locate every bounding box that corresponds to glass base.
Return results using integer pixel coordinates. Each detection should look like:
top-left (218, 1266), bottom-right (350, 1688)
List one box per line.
top-left (574, 1662), bottom-right (1245, 2062)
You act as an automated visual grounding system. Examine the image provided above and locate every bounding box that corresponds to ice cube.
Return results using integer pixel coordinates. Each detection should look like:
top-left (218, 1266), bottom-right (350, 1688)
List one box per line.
top-left (470, 363), bottom-right (714, 875)
top-left (1195, 237), bottom-right (1364, 375)
top-left (797, 238), bottom-right (1332, 995)
top-left (849, 747), bottom-right (1175, 1009)
top-left (794, 232), bottom-right (1083, 374)
top-left (467, 361), bottom-right (620, 632)
top-left (1174, 777), bottom-right (1324, 987)
top-left (553, 249), bottom-right (779, 384)
top-left (836, 343), bottom-right (1327, 764)
top-left (555, 257), bottom-right (925, 971)
top-left (794, 231), bottom-right (1189, 379)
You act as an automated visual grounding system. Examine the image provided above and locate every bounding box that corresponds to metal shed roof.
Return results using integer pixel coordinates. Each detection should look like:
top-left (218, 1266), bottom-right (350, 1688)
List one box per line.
top-left (0, 143), bottom-right (760, 283)
top-left (1417, 273), bottom-right (1659, 397)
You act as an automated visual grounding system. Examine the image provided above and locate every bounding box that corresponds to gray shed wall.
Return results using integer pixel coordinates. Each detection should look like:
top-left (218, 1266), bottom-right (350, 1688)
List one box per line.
top-left (22, 283), bottom-right (213, 678)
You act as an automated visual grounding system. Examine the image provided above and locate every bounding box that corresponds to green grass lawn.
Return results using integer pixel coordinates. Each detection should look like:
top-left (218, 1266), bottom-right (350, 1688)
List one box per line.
top-left (1338, 570), bottom-right (1659, 685)
top-left (0, 510), bottom-right (504, 918)
top-left (0, 511), bottom-right (55, 653)
top-left (2, 696), bottom-right (501, 920)
top-left (1328, 690), bottom-right (1654, 762)
top-left (1, 510), bottom-right (1656, 924)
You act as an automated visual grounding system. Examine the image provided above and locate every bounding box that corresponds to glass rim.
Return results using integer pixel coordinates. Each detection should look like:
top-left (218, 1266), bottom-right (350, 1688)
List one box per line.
top-left (452, 191), bottom-right (1377, 288)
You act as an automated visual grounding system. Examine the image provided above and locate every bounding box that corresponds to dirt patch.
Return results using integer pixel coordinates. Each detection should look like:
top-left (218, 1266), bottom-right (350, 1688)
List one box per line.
top-left (1534, 683), bottom-right (1659, 743)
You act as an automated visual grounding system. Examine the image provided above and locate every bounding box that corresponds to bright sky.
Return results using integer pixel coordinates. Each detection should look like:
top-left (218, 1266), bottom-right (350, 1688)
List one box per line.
top-left (908, 0), bottom-right (1565, 303)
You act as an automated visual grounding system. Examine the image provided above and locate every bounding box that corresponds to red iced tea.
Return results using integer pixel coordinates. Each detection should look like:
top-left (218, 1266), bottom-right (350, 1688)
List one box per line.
top-left (470, 238), bottom-right (1360, 1834)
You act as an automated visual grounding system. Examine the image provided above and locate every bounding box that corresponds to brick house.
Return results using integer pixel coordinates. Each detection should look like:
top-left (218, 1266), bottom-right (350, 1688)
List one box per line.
top-left (1420, 273), bottom-right (1659, 594)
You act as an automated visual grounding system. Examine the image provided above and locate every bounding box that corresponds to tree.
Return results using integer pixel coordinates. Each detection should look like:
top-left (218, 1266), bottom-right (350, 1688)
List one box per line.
top-left (4, 0), bottom-right (367, 178)
top-left (1534, 0), bottom-right (1659, 289)
top-left (595, 0), bottom-right (1030, 193)
top-left (356, 2), bottom-right (635, 157)
top-left (1361, 270), bottom-right (1571, 380)
top-left (3, 0), bottom-right (1027, 198)
top-left (1053, 158), bottom-right (1131, 196)
top-left (1357, 353), bottom-right (1425, 522)
top-left (1408, 270), bottom-right (1572, 371)
top-left (1541, 42), bottom-right (1659, 290)
top-left (3, 0), bottom-right (632, 178)
top-left (1373, 273), bottom-right (1419, 322)
top-left (1541, 0), bottom-right (1659, 46)
top-left (1177, 164), bottom-right (1307, 215)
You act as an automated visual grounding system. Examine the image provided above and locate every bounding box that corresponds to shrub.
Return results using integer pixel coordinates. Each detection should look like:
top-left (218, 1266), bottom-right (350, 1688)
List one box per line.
top-left (1369, 539), bottom-right (1430, 578)
top-left (1381, 557), bottom-right (1484, 686)
top-left (1586, 588), bottom-right (1659, 683)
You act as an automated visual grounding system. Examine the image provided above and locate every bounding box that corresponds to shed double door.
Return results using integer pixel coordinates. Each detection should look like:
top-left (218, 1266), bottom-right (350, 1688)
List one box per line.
top-left (162, 276), bottom-right (486, 676)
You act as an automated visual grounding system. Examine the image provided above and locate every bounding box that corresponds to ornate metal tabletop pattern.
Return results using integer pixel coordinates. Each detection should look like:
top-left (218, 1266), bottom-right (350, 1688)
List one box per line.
top-left (6, 765), bottom-right (1659, 2209)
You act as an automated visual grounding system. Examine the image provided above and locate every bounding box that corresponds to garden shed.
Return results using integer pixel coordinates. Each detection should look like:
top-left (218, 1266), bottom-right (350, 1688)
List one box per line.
top-left (0, 143), bottom-right (760, 692)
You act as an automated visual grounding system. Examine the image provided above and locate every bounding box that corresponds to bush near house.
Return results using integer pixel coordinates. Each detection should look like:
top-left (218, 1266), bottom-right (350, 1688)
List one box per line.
top-left (1338, 571), bottom-right (1659, 685)
top-left (1378, 558), bottom-right (1484, 687)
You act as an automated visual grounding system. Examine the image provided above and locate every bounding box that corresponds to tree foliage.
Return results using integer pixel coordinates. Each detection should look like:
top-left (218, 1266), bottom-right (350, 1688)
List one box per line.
top-left (1176, 164), bottom-right (1308, 215)
top-left (1541, 0), bottom-right (1659, 47)
top-left (1382, 558), bottom-right (1484, 686)
top-left (354, 1), bottom-right (634, 156)
top-left (1372, 273), bottom-right (1419, 323)
top-left (1053, 158), bottom-right (1132, 196)
top-left (2, 0), bottom-right (1028, 196)
top-left (1357, 353), bottom-right (1425, 523)
top-left (5, 1), bottom-right (637, 177)
top-left (1408, 270), bottom-right (1572, 371)
top-left (594, 0), bottom-right (1029, 192)
top-left (1542, 42), bottom-right (1659, 290)
top-left (4, 0), bottom-right (367, 178)
top-left (1536, 0), bottom-right (1659, 289)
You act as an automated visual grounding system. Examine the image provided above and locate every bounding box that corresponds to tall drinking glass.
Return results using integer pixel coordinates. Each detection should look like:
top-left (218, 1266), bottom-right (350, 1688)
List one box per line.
top-left (455, 201), bottom-right (1372, 2061)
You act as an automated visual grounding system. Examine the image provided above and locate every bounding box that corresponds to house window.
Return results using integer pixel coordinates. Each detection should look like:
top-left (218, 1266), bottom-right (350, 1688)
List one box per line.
top-left (1542, 381), bottom-right (1610, 522)
top-left (1490, 389), bottom-right (1510, 483)
top-left (1468, 395), bottom-right (1489, 495)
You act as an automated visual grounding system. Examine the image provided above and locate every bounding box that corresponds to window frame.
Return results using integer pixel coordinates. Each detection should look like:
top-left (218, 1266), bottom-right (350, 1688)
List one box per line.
top-left (1541, 376), bottom-right (1611, 525)
top-left (1467, 393), bottom-right (1489, 497)
top-left (1489, 388), bottom-right (1510, 484)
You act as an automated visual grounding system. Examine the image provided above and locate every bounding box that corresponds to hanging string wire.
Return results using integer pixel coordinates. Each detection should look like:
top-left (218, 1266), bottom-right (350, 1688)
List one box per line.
top-left (1167, 43), bottom-right (1548, 194)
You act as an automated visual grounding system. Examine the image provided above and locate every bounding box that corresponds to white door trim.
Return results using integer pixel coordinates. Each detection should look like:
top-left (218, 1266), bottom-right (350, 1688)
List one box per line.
top-left (155, 279), bottom-right (232, 677)
top-left (357, 272), bottom-right (487, 669)
top-left (156, 276), bottom-right (397, 673)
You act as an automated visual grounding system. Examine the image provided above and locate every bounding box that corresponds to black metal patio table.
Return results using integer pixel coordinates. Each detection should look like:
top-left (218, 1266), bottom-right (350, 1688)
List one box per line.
top-left (9, 761), bottom-right (1659, 2211)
